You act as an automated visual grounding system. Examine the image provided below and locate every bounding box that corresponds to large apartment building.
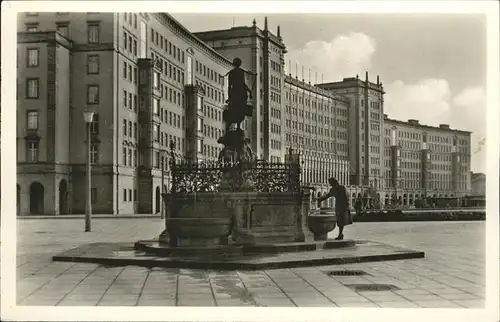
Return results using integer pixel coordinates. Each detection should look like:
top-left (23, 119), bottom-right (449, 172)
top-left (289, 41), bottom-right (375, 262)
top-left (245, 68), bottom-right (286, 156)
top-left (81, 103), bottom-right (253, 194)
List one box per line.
top-left (16, 12), bottom-right (253, 215)
top-left (382, 116), bottom-right (471, 205)
top-left (283, 75), bottom-right (351, 195)
top-left (16, 13), bottom-right (472, 215)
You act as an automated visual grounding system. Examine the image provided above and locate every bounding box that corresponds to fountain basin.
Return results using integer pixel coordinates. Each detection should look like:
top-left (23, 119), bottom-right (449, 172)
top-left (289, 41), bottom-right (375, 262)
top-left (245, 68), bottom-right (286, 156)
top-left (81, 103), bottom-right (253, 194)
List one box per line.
top-left (308, 208), bottom-right (337, 241)
top-left (162, 191), bottom-right (312, 246)
top-left (166, 217), bottom-right (232, 247)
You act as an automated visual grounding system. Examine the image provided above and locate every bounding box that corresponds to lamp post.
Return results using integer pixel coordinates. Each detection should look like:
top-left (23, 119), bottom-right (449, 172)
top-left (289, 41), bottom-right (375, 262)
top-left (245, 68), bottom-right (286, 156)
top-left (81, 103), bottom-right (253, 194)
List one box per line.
top-left (160, 149), bottom-right (167, 219)
top-left (83, 110), bottom-right (94, 232)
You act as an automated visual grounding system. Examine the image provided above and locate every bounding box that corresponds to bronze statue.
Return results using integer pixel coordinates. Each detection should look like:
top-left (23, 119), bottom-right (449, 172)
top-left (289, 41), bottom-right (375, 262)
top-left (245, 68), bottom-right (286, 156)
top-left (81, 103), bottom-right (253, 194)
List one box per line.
top-left (223, 57), bottom-right (252, 132)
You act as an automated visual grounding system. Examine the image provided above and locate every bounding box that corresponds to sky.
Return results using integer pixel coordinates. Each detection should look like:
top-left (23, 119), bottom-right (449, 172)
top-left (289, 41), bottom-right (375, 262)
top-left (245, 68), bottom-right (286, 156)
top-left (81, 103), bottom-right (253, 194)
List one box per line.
top-left (173, 13), bottom-right (487, 173)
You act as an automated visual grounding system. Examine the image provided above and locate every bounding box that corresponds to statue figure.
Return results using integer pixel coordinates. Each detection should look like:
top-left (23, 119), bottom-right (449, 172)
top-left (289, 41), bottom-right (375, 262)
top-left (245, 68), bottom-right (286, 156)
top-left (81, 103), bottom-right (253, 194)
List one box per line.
top-left (217, 57), bottom-right (257, 191)
top-left (223, 57), bottom-right (253, 133)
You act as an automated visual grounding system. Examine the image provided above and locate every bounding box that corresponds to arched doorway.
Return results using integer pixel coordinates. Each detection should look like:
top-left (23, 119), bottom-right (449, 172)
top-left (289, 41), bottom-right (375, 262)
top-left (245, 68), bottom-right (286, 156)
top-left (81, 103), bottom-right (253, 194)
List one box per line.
top-left (155, 186), bottom-right (161, 214)
top-left (59, 179), bottom-right (68, 214)
top-left (29, 182), bottom-right (44, 214)
top-left (17, 184), bottom-right (21, 215)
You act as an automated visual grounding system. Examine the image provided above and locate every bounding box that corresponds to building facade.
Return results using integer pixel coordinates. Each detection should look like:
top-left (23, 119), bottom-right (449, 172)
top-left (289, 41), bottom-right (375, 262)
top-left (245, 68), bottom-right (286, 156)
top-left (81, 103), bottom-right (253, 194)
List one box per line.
top-left (16, 13), bottom-right (472, 215)
top-left (16, 12), bottom-right (252, 215)
top-left (381, 116), bottom-right (472, 205)
top-left (283, 75), bottom-right (350, 203)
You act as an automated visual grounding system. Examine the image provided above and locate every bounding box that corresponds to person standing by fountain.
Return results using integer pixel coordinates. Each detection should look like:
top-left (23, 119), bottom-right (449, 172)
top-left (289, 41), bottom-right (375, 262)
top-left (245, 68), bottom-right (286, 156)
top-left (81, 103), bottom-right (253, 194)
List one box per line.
top-left (316, 177), bottom-right (353, 240)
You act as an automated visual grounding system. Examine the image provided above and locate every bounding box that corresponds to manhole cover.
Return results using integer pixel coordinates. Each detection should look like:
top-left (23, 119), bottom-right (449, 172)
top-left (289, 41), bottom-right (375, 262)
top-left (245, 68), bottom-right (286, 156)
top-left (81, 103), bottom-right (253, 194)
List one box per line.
top-left (326, 270), bottom-right (368, 276)
top-left (345, 284), bottom-right (400, 292)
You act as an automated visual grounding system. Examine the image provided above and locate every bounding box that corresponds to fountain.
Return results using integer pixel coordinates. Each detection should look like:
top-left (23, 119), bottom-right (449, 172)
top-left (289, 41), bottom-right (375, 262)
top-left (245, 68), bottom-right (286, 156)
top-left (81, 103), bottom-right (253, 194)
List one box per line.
top-left (52, 57), bottom-right (425, 270)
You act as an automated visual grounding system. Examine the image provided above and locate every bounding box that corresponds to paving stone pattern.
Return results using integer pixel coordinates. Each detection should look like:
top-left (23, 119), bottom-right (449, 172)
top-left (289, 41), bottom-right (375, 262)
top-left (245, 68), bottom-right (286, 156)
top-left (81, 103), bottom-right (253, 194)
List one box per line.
top-left (16, 219), bottom-right (486, 307)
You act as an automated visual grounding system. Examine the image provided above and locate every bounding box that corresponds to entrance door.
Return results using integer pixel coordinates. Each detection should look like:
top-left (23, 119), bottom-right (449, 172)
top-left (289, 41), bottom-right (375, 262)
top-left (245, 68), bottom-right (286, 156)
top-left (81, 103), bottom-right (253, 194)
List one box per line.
top-left (29, 182), bottom-right (44, 214)
top-left (59, 179), bottom-right (68, 214)
top-left (155, 186), bottom-right (161, 214)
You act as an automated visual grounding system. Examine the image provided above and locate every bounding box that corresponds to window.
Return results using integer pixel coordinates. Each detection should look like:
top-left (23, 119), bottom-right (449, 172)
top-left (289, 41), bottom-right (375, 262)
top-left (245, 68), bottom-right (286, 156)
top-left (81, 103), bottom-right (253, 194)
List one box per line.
top-left (123, 61), bottom-right (127, 79)
top-left (27, 141), bottom-right (39, 162)
top-left (87, 23), bottom-right (100, 43)
top-left (197, 118), bottom-right (202, 132)
top-left (90, 114), bottom-right (99, 134)
top-left (153, 98), bottom-right (159, 115)
top-left (26, 24), bottom-right (38, 32)
top-left (123, 188), bottom-right (127, 201)
top-left (90, 144), bottom-right (98, 164)
top-left (87, 55), bottom-right (99, 74)
top-left (26, 78), bottom-right (39, 99)
top-left (140, 21), bottom-right (147, 58)
top-left (155, 151), bottom-right (160, 168)
top-left (153, 125), bottom-right (160, 142)
top-left (186, 56), bottom-right (193, 85)
top-left (56, 24), bottom-right (69, 37)
top-left (27, 48), bottom-right (39, 67)
top-left (123, 119), bottom-right (127, 136)
top-left (123, 31), bottom-right (128, 49)
top-left (153, 72), bottom-right (160, 88)
top-left (27, 111), bottom-right (38, 130)
top-left (123, 146), bottom-right (128, 166)
top-left (197, 96), bottom-right (202, 110)
top-left (128, 121), bottom-right (132, 137)
top-left (197, 139), bottom-right (202, 153)
top-left (87, 85), bottom-right (99, 104)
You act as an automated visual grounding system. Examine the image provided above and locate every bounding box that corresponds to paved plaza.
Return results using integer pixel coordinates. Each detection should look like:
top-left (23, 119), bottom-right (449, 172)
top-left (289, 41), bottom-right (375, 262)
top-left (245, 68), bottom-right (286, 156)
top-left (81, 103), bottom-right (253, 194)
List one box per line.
top-left (15, 218), bottom-right (485, 307)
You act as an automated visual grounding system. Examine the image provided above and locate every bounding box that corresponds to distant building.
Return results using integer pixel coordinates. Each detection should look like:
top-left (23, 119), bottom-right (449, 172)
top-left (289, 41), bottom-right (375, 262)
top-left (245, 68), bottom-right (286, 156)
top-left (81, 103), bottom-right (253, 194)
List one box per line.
top-left (16, 13), bottom-right (472, 215)
top-left (471, 172), bottom-right (486, 196)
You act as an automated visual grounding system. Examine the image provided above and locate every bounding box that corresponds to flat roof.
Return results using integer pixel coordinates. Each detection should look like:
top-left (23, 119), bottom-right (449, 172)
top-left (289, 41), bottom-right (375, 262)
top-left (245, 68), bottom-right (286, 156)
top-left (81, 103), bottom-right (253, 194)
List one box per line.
top-left (384, 116), bottom-right (471, 134)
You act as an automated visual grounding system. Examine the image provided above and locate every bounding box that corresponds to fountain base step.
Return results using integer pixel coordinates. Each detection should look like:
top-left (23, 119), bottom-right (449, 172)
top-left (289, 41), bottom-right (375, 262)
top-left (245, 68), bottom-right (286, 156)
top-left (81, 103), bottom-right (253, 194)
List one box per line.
top-left (52, 239), bottom-right (424, 270)
top-left (134, 238), bottom-right (356, 257)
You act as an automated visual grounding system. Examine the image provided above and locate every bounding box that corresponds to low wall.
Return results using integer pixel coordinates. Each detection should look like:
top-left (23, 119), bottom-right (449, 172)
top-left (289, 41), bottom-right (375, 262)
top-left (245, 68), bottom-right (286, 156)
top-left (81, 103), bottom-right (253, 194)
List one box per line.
top-left (352, 209), bottom-right (486, 222)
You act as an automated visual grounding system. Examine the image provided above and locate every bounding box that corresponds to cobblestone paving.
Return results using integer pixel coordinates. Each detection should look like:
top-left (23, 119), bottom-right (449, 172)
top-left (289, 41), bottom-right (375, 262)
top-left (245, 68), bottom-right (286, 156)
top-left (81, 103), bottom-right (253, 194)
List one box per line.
top-left (15, 219), bottom-right (485, 307)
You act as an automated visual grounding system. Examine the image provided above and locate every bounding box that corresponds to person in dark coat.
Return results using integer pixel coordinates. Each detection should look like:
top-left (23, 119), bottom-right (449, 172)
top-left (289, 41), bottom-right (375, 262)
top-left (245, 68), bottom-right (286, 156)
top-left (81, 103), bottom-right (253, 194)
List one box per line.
top-left (316, 177), bottom-right (353, 240)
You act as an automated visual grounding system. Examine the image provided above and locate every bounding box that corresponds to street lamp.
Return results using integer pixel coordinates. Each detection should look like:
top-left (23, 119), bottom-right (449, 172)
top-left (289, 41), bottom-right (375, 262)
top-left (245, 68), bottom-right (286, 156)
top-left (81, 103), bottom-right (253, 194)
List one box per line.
top-left (83, 110), bottom-right (94, 232)
top-left (160, 149), bottom-right (167, 219)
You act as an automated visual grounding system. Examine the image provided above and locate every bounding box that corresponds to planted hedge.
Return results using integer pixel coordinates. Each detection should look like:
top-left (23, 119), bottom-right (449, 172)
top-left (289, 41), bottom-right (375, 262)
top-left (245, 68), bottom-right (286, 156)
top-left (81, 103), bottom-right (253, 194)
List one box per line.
top-left (353, 210), bottom-right (485, 222)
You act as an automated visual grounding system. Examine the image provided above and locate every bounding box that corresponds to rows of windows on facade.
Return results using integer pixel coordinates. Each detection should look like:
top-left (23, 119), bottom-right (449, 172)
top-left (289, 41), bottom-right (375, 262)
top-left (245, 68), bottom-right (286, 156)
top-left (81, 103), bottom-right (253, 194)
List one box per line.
top-left (20, 12), bottom-right (234, 167)
top-left (18, 12), bottom-right (471, 202)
